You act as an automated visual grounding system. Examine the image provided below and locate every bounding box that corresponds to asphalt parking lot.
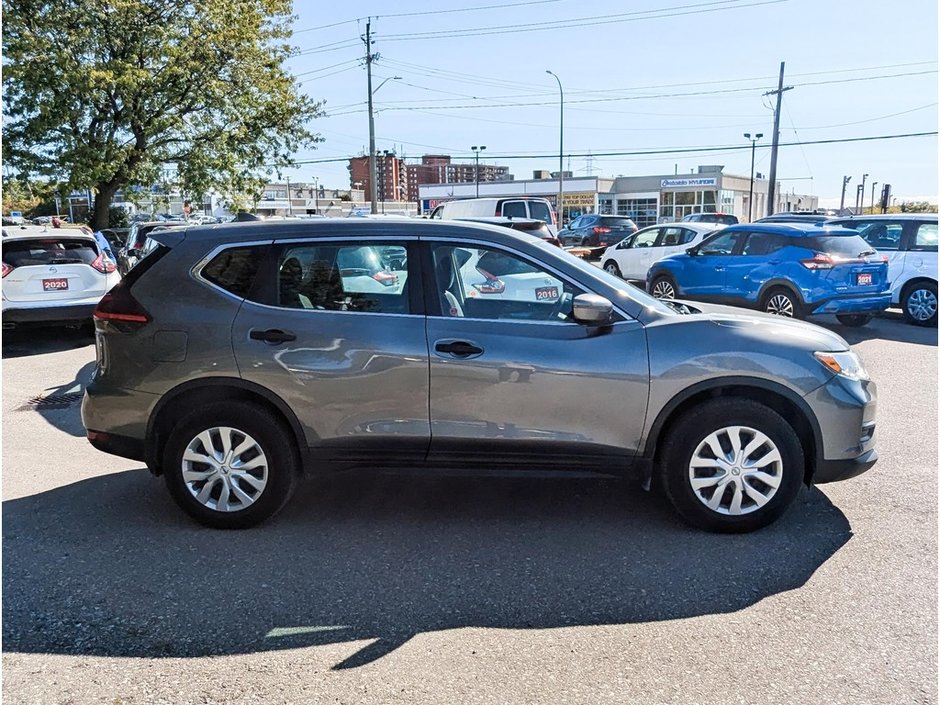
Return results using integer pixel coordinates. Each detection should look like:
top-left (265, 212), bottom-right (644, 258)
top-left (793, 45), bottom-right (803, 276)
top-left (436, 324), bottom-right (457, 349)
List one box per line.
top-left (2, 314), bottom-right (937, 705)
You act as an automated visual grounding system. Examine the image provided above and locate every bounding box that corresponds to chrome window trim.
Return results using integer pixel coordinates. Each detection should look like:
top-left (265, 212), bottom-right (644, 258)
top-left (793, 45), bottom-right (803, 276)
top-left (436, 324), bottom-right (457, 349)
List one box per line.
top-left (237, 297), bottom-right (423, 319)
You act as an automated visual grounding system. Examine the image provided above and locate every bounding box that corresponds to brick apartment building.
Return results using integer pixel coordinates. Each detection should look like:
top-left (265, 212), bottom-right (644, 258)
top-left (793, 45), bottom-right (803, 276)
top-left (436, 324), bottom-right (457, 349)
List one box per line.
top-left (349, 153), bottom-right (512, 203)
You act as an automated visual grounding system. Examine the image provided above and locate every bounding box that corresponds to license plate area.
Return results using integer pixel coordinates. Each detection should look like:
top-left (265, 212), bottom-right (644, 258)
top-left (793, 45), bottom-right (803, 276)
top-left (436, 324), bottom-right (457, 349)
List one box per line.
top-left (856, 272), bottom-right (873, 286)
top-left (535, 286), bottom-right (559, 301)
top-left (42, 278), bottom-right (69, 291)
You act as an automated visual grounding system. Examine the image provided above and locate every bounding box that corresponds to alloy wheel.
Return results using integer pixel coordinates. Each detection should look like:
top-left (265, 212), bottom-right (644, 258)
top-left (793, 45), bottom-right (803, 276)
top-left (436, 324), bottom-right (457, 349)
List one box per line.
top-left (765, 293), bottom-right (795, 317)
top-left (688, 425), bottom-right (783, 516)
top-left (181, 426), bottom-right (269, 512)
top-left (907, 288), bottom-right (938, 322)
top-left (652, 279), bottom-right (676, 299)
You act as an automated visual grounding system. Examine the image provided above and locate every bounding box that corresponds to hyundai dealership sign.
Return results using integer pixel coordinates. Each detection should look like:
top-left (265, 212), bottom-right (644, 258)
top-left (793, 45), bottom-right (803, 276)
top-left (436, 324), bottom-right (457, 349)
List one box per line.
top-left (660, 177), bottom-right (718, 188)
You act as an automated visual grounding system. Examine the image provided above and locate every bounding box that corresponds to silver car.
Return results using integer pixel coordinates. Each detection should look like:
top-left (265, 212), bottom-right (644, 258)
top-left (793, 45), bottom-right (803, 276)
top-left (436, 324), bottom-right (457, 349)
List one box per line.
top-left (82, 220), bottom-right (878, 532)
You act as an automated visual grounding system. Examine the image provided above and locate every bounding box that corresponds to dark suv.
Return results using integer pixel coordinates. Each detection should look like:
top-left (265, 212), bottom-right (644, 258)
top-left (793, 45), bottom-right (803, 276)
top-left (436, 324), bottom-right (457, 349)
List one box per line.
top-left (83, 220), bottom-right (878, 533)
top-left (558, 215), bottom-right (638, 257)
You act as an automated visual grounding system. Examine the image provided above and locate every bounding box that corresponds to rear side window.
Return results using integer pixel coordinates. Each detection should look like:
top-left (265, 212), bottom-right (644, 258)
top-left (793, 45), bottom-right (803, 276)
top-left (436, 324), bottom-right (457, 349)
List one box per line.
top-left (274, 241), bottom-right (410, 314)
top-left (837, 220), bottom-right (904, 250)
top-left (804, 235), bottom-right (874, 258)
top-left (679, 228), bottom-right (699, 245)
top-left (201, 246), bottom-right (267, 298)
top-left (2, 237), bottom-right (98, 268)
top-left (913, 223), bottom-right (938, 251)
top-left (501, 201), bottom-right (528, 219)
top-left (527, 201), bottom-right (553, 223)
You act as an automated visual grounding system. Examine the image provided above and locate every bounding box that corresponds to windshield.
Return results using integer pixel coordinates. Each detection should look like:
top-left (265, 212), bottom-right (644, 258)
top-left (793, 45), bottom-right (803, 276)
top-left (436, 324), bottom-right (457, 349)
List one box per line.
top-left (532, 239), bottom-right (676, 315)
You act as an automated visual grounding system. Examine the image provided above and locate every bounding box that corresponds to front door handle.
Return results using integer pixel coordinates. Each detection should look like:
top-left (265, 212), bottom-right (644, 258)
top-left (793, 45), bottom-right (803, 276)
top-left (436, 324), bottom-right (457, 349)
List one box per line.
top-left (714, 265), bottom-right (726, 272)
top-left (435, 340), bottom-right (484, 358)
top-left (250, 328), bottom-right (297, 344)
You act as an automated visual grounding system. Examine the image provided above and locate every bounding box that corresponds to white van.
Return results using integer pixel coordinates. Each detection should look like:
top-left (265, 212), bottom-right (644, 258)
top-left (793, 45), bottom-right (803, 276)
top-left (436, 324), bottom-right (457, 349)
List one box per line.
top-left (428, 197), bottom-right (557, 234)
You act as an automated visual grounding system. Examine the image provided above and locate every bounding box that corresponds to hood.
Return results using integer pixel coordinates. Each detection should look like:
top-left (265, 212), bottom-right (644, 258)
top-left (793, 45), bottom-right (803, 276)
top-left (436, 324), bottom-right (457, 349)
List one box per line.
top-left (670, 300), bottom-right (850, 352)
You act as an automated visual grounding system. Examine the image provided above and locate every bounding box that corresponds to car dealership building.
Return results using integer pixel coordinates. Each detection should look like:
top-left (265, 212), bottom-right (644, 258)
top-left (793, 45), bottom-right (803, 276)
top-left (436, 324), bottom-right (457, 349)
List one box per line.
top-left (418, 165), bottom-right (816, 227)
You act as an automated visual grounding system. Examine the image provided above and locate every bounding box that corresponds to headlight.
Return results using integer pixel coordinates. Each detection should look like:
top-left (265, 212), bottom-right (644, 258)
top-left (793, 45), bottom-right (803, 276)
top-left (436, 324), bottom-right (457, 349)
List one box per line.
top-left (814, 351), bottom-right (869, 381)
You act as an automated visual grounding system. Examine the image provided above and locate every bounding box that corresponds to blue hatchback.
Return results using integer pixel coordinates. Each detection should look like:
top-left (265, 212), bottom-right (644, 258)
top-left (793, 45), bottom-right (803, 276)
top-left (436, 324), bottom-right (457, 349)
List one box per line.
top-left (646, 223), bottom-right (891, 326)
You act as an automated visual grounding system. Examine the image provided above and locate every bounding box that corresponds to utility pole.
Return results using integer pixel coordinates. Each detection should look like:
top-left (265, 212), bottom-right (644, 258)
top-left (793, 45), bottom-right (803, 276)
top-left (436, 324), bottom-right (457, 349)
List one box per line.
top-left (286, 176), bottom-right (293, 216)
top-left (763, 62), bottom-right (792, 217)
top-left (364, 18), bottom-right (377, 214)
top-left (839, 175), bottom-right (851, 213)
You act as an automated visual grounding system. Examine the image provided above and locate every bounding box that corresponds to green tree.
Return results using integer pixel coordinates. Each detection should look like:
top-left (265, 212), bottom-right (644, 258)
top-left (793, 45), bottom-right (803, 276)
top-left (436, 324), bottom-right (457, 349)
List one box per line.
top-left (2, 0), bottom-right (323, 230)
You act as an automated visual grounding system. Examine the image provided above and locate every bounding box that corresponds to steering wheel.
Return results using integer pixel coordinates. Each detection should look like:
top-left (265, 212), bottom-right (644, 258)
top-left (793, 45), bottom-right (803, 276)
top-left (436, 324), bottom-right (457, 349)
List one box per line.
top-left (548, 291), bottom-right (574, 321)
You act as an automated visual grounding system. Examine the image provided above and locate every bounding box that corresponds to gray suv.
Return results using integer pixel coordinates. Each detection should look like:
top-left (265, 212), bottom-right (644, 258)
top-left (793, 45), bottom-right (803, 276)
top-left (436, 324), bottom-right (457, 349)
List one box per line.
top-left (82, 220), bottom-right (878, 533)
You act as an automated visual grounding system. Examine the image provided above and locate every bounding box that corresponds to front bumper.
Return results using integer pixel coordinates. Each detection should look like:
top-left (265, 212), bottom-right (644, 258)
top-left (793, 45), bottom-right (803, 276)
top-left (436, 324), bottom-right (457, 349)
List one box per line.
top-left (808, 292), bottom-right (892, 315)
top-left (804, 375), bottom-right (878, 484)
top-left (814, 448), bottom-right (878, 483)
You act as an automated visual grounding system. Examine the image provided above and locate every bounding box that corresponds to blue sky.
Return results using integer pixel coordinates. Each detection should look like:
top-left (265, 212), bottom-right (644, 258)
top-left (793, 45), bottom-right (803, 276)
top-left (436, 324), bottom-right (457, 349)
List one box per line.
top-left (284, 0), bottom-right (938, 205)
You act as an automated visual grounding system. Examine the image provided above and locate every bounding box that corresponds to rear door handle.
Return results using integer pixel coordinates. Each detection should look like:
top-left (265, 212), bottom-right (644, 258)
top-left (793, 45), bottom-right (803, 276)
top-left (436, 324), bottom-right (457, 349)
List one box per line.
top-left (250, 328), bottom-right (297, 344)
top-left (714, 265), bottom-right (726, 272)
top-left (768, 259), bottom-right (781, 264)
top-left (435, 340), bottom-right (484, 358)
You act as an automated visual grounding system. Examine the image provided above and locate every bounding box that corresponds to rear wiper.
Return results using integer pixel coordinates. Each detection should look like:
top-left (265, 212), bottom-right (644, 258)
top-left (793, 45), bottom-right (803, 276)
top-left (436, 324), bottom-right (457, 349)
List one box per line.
top-left (858, 249), bottom-right (877, 258)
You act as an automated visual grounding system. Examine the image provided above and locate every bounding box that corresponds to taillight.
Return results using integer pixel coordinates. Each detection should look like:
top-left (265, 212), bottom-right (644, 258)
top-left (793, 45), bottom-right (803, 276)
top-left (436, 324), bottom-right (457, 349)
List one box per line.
top-left (473, 267), bottom-right (506, 295)
top-left (91, 253), bottom-right (117, 274)
top-left (801, 253), bottom-right (835, 270)
top-left (371, 270), bottom-right (398, 287)
top-left (592, 226), bottom-right (611, 234)
top-left (94, 281), bottom-right (151, 326)
top-left (880, 254), bottom-right (889, 263)
top-left (1, 262), bottom-right (13, 278)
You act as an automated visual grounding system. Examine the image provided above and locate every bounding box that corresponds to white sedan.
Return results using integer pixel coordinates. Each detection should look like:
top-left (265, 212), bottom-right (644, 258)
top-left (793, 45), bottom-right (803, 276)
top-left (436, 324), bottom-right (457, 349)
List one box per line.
top-left (600, 222), bottom-right (720, 281)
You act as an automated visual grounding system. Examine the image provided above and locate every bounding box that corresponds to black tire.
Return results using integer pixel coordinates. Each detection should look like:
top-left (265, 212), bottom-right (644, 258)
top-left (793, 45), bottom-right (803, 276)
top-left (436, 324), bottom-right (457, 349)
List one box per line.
top-left (603, 260), bottom-right (622, 278)
top-left (650, 274), bottom-right (677, 300)
top-left (658, 398), bottom-right (804, 533)
top-left (163, 401), bottom-right (299, 529)
top-left (901, 281), bottom-right (938, 327)
top-left (761, 286), bottom-right (804, 320)
top-left (836, 314), bottom-right (872, 327)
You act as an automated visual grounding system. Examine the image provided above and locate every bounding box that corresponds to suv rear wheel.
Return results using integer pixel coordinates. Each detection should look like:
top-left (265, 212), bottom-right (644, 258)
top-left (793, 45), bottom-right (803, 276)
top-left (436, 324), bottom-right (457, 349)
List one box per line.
top-left (761, 287), bottom-right (804, 319)
top-left (659, 398), bottom-right (804, 533)
top-left (603, 260), bottom-right (622, 278)
top-left (163, 402), bottom-right (298, 529)
top-left (901, 281), bottom-right (938, 327)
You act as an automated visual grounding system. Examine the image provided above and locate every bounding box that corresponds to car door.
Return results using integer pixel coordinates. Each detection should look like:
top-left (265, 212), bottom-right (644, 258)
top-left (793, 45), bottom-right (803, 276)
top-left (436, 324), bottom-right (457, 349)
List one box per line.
top-left (679, 229), bottom-right (747, 300)
top-left (230, 236), bottom-right (430, 463)
top-left (724, 232), bottom-right (785, 303)
top-left (618, 227), bottom-right (661, 280)
top-left (424, 239), bottom-right (650, 465)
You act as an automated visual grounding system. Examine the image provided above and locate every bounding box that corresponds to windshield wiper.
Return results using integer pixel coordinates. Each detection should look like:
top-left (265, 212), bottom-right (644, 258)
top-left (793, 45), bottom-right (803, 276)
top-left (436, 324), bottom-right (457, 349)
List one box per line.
top-left (857, 249), bottom-right (877, 258)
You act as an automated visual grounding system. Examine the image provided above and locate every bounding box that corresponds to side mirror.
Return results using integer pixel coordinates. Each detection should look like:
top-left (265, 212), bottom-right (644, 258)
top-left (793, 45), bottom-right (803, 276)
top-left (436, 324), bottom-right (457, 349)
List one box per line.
top-left (572, 293), bottom-right (613, 325)
top-left (685, 246), bottom-right (698, 256)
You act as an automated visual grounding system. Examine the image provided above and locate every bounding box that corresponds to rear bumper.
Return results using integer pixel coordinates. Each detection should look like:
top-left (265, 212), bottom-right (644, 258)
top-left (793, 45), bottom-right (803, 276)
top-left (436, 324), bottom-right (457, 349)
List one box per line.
top-left (2, 302), bottom-right (97, 325)
top-left (808, 292), bottom-right (892, 315)
top-left (85, 429), bottom-right (145, 462)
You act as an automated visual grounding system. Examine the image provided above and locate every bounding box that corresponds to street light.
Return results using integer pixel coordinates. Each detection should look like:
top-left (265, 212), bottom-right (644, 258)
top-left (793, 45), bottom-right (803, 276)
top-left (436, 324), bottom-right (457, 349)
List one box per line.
top-left (744, 132), bottom-right (763, 222)
top-left (546, 70), bottom-right (564, 228)
top-left (471, 145), bottom-right (486, 197)
top-left (870, 181), bottom-right (878, 215)
top-left (839, 175), bottom-right (852, 213)
top-left (858, 173), bottom-right (869, 214)
top-left (367, 76), bottom-right (401, 214)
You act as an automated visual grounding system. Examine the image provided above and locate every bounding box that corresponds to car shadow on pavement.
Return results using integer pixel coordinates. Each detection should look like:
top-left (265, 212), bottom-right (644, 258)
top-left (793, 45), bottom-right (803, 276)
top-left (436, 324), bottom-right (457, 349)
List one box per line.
top-left (2, 469), bottom-right (852, 670)
top-left (12, 361), bottom-right (96, 438)
top-left (1, 325), bottom-right (95, 359)
top-left (816, 313), bottom-right (937, 347)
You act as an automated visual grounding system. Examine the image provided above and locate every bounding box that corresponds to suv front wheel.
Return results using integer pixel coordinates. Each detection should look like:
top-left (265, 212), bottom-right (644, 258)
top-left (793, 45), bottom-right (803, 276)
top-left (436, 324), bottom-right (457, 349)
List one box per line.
top-left (163, 401), bottom-right (299, 529)
top-left (659, 398), bottom-right (804, 533)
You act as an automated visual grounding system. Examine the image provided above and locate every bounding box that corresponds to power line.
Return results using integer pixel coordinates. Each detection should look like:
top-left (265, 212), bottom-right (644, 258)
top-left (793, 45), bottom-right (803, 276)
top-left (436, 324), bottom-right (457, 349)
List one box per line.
top-left (323, 70), bottom-right (938, 115)
top-left (377, 0), bottom-right (786, 41)
top-left (273, 131), bottom-right (938, 166)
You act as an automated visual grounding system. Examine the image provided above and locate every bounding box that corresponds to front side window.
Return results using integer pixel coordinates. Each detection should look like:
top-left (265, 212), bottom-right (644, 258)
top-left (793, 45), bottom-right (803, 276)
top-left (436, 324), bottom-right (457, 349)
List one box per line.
top-left (699, 230), bottom-right (746, 255)
top-left (528, 201), bottom-right (553, 223)
top-left (629, 228), bottom-right (660, 248)
top-left (431, 243), bottom-right (583, 322)
top-left (275, 242), bottom-right (410, 314)
top-left (914, 223), bottom-right (938, 251)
